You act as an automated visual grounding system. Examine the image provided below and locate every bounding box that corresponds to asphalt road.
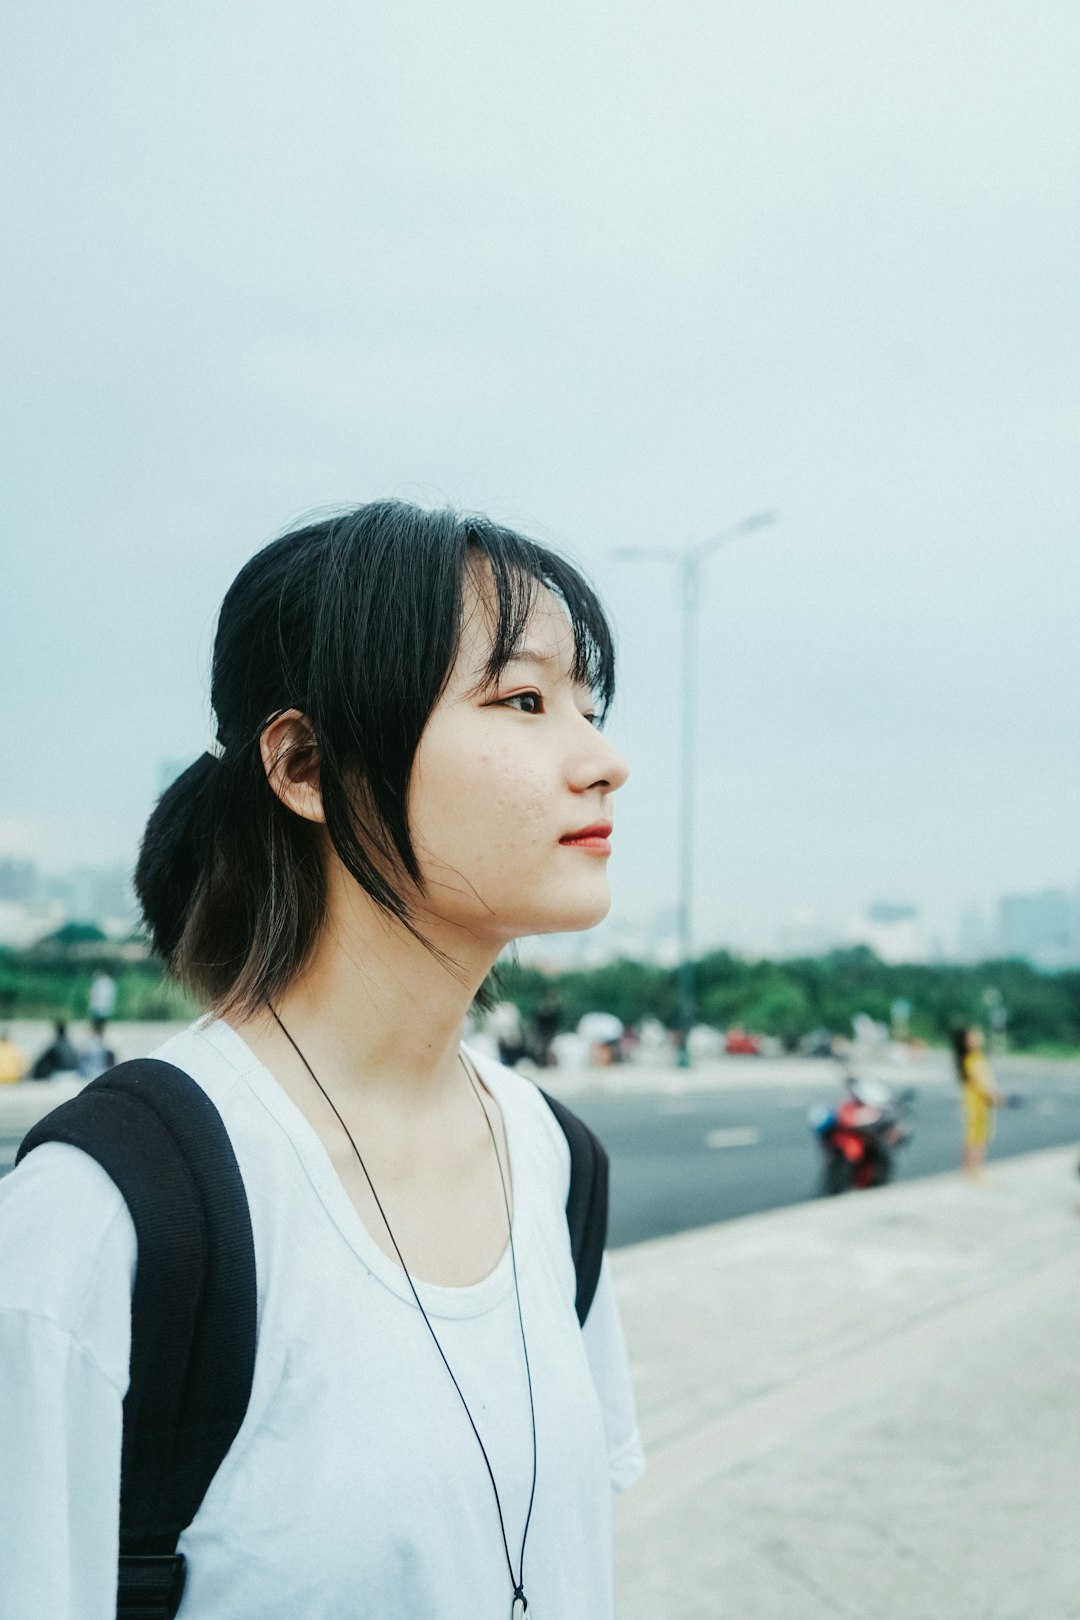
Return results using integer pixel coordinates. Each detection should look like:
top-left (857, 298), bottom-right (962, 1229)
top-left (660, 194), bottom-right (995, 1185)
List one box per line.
top-left (3, 1063), bottom-right (1078, 1246)
top-left (571, 1065), bottom-right (1080, 1247)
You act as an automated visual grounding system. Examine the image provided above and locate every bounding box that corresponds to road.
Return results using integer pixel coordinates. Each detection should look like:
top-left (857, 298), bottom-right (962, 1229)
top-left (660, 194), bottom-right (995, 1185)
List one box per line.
top-left (3, 1061), bottom-right (1078, 1245)
top-left (570, 1063), bottom-right (1080, 1246)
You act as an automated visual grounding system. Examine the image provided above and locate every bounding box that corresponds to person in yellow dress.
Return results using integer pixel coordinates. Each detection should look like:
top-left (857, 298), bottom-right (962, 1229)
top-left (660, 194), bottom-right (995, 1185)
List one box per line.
top-left (0, 1028), bottom-right (27, 1084)
top-left (951, 1024), bottom-right (1005, 1178)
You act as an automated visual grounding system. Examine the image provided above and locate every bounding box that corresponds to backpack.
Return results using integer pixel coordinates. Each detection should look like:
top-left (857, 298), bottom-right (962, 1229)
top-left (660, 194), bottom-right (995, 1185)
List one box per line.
top-left (16, 1057), bottom-right (610, 1620)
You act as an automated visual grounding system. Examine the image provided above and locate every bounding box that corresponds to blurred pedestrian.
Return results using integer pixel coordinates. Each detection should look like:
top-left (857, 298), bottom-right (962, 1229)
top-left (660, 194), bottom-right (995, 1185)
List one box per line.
top-left (951, 1023), bottom-right (1005, 1179)
top-left (87, 971), bottom-right (117, 1027)
top-left (0, 1028), bottom-right (27, 1085)
top-left (486, 1000), bottom-right (529, 1068)
top-left (530, 990), bottom-right (562, 1067)
top-left (77, 1017), bottom-right (116, 1081)
top-left (577, 1011), bottom-right (624, 1066)
top-left (29, 1020), bottom-right (81, 1080)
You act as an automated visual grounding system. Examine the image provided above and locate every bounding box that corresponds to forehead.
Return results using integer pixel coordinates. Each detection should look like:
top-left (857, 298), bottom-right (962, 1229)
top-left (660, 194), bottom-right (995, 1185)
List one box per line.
top-left (453, 565), bottom-right (581, 685)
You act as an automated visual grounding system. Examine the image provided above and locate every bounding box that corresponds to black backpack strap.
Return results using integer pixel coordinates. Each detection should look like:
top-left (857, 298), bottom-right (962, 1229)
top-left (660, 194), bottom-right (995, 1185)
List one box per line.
top-left (537, 1088), bottom-right (609, 1327)
top-left (17, 1059), bottom-right (257, 1620)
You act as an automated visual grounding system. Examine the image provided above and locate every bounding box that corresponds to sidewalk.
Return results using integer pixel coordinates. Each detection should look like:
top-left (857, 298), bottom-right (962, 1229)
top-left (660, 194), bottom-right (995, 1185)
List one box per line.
top-left (545, 1050), bottom-right (956, 1097)
top-left (609, 1143), bottom-right (1080, 1620)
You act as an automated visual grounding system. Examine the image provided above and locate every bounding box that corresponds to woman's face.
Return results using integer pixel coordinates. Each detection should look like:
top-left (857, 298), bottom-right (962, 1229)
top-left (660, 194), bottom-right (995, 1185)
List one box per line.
top-left (406, 573), bottom-right (629, 945)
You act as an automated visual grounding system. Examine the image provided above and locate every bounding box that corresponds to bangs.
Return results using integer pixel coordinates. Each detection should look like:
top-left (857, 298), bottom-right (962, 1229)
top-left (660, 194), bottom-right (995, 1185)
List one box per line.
top-left (463, 521), bottom-right (616, 721)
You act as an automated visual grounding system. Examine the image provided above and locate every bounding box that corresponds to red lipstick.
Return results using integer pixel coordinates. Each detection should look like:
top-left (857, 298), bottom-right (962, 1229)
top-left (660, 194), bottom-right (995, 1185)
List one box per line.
top-left (559, 822), bottom-right (613, 855)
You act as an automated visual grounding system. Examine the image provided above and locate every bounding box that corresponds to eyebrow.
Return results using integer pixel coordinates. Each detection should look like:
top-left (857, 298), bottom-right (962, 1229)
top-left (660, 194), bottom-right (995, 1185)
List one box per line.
top-left (502, 647), bottom-right (559, 668)
top-left (496, 648), bottom-right (596, 694)
top-left (464, 644), bottom-right (593, 697)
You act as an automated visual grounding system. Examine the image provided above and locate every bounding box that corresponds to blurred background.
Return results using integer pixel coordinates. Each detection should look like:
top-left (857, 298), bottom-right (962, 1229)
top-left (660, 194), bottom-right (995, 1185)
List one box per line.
top-left (3, 2), bottom-right (1079, 1055)
top-left (3, 7), bottom-right (1080, 1610)
top-left (3, 0), bottom-right (1078, 957)
top-left (3, 0), bottom-right (1079, 1091)
top-left (4, 0), bottom-right (1079, 1206)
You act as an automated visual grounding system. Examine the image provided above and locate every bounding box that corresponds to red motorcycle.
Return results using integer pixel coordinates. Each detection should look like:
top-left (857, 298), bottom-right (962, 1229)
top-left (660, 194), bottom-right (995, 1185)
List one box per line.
top-left (809, 1076), bottom-right (916, 1195)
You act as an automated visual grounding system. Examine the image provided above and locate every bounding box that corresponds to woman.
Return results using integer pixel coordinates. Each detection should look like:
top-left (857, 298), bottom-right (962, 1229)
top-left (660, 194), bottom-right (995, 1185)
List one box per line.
top-left (0, 502), bottom-right (644, 1618)
top-left (951, 1022), bottom-right (1004, 1178)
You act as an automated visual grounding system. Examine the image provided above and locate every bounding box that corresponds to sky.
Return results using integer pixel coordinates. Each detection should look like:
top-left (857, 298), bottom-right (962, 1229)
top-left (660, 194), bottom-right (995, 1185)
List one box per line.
top-left (4, 0), bottom-right (1079, 954)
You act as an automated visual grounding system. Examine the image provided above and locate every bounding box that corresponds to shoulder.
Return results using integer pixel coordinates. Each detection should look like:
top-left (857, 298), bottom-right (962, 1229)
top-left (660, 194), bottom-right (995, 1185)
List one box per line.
top-left (0, 1140), bottom-right (136, 1390)
top-left (146, 1014), bottom-right (252, 1111)
top-left (143, 1018), bottom-right (315, 1218)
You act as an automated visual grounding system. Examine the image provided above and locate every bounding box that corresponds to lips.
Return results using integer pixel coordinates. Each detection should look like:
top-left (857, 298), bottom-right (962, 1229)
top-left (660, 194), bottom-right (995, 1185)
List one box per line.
top-left (559, 822), bottom-right (613, 851)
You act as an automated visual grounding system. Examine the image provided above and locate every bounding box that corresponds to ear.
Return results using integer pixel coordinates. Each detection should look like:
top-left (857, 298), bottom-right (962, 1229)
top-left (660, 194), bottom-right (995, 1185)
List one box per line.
top-left (260, 708), bottom-right (325, 824)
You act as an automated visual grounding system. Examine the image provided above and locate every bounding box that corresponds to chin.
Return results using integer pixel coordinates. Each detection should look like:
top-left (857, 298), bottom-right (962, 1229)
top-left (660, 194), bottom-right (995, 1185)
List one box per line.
top-left (520, 888), bottom-right (613, 937)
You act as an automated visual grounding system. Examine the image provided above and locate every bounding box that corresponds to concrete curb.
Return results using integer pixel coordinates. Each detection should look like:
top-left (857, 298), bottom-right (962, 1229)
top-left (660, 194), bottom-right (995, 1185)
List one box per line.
top-left (609, 1143), bottom-right (1080, 1619)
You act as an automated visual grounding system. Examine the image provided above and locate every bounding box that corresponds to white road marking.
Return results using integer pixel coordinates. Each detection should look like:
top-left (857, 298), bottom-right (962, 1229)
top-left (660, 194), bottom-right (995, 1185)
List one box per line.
top-left (704, 1127), bottom-right (762, 1149)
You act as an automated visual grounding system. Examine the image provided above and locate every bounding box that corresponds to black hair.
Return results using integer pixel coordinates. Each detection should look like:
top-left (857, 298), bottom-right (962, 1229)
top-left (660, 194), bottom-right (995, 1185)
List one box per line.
top-left (134, 500), bottom-right (616, 1020)
top-left (949, 1023), bottom-right (971, 1081)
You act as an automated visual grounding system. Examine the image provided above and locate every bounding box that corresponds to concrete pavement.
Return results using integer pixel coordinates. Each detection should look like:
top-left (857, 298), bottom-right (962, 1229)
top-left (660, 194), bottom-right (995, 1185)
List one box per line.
top-left (610, 1142), bottom-right (1080, 1620)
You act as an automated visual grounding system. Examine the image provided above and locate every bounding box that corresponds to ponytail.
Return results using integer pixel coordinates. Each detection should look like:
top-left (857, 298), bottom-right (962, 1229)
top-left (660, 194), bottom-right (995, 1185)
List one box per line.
top-left (135, 729), bottom-right (326, 1021)
top-left (134, 753), bottom-right (223, 961)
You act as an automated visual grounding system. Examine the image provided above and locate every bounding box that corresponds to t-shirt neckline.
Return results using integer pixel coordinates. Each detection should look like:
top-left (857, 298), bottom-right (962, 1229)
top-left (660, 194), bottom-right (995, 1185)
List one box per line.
top-left (196, 1015), bottom-right (525, 1320)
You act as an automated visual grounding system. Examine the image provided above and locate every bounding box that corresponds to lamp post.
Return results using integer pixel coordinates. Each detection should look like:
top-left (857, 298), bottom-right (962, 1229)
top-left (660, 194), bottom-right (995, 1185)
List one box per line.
top-left (616, 510), bottom-right (778, 1065)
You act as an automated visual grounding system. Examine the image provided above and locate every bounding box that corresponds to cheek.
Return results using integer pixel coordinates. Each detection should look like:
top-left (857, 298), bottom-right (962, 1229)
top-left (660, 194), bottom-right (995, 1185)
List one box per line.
top-left (476, 748), bottom-right (550, 828)
top-left (412, 733), bottom-right (552, 865)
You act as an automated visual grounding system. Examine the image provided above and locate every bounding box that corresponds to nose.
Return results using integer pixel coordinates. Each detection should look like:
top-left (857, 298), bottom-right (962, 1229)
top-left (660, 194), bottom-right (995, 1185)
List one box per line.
top-left (573, 724), bottom-right (629, 796)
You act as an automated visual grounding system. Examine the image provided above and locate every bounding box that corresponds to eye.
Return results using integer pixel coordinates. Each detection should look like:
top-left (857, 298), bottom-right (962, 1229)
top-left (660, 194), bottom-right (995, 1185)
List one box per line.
top-left (500, 690), bottom-right (544, 714)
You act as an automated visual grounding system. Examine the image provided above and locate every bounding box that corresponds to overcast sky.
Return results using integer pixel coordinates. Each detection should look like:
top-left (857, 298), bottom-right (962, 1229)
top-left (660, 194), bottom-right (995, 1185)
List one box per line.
top-left (4, 0), bottom-right (1078, 953)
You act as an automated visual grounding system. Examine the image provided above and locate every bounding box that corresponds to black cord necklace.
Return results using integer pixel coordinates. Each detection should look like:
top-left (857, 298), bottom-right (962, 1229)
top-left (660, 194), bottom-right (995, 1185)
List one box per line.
top-left (266, 1003), bottom-right (538, 1619)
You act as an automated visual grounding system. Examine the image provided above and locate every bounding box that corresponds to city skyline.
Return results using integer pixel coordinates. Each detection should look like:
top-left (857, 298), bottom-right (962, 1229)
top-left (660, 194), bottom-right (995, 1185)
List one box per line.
top-left (3, 851), bottom-right (1077, 974)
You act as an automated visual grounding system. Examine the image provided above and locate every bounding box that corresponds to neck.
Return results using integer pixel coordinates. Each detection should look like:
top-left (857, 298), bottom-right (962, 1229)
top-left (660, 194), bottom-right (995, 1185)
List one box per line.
top-left (228, 856), bottom-right (503, 1111)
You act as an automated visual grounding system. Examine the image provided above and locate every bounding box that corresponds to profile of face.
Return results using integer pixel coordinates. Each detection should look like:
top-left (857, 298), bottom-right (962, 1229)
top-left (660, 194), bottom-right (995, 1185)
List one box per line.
top-left (404, 568), bottom-right (629, 946)
top-left (968, 1026), bottom-right (985, 1051)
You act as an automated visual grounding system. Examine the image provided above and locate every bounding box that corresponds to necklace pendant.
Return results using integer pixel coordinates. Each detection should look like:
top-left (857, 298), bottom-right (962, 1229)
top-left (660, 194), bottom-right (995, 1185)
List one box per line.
top-left (512, 1597), bottom-right (528, 1618)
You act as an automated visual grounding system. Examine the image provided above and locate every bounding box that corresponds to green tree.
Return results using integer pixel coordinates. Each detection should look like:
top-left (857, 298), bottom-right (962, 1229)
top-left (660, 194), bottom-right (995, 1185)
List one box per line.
top-left (741, 980), bottom-right (812, 1045)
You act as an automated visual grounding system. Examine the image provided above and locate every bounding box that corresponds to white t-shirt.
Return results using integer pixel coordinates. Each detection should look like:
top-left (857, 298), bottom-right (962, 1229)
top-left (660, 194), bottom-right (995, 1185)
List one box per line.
top-left (0, 1016), bottom-right (644, 1619)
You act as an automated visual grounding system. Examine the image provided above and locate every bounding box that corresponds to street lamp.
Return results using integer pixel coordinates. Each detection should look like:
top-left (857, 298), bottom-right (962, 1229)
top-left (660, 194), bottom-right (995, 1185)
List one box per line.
top-left (616, 510), bottom-right (779, 1065)
top-left (982, 985), bottom-right (1008, 1055)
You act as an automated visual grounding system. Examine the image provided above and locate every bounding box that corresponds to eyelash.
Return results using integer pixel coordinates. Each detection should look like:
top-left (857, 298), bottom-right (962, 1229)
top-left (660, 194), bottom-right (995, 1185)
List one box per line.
top-left (499, 690), bottom-right (599, 726)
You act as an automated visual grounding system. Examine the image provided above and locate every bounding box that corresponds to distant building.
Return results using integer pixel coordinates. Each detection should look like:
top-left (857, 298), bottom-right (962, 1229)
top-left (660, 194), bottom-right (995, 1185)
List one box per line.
top-left (645, 907), bottom-right (681, 968)
top-left (998, 888), bottom-right (1077, 971)
top-left (515, 908), bottom-right (670, 972)
top-left (39, 864), bottom-right (136, 926)
top-left (0, 858), bottom-right (37, 903)
top-left (774, 912), bottom-right (843, 959)
top-left (514, 931), bottom-right (601, 972)
top-left (954, 902), bottom-right (993, 964)
top-left (847, 901), bottom-right (926, 965)
top-left (0, 898), bottom-right (66, 949)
